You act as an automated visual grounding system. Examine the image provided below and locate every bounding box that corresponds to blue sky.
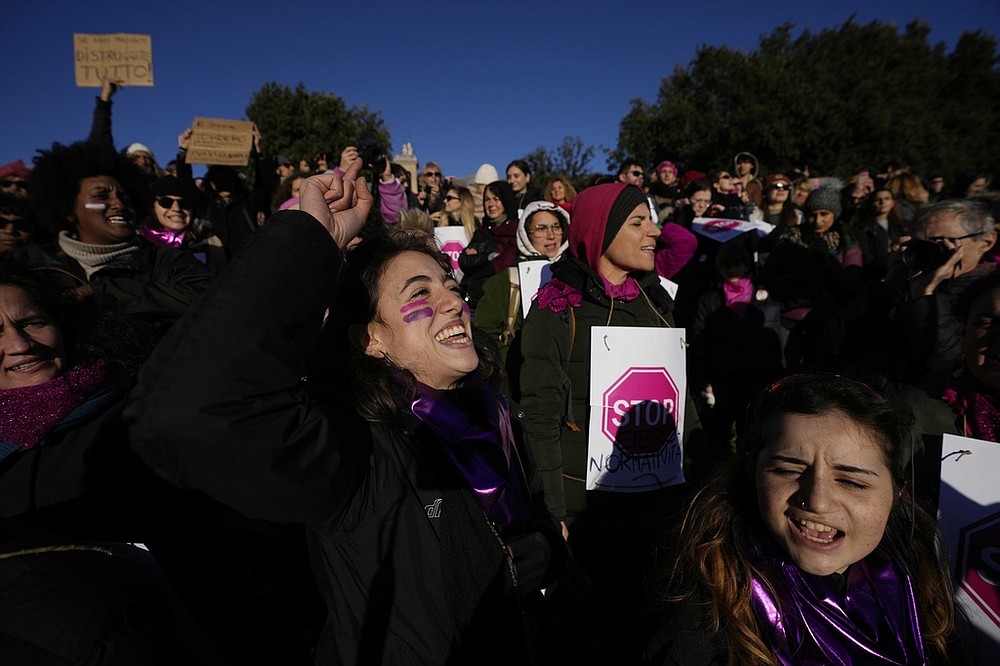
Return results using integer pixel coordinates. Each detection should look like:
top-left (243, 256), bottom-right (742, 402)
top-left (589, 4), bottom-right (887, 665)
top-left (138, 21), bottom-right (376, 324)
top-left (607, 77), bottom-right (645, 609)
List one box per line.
top-left (2, 1), bottom-right (997, 181)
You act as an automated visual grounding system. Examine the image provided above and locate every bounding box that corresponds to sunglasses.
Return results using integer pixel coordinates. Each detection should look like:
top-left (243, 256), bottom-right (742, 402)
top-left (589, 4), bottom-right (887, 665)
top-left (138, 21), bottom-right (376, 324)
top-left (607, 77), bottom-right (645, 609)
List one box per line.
top-left (629, 170), bottom-right (643, 177)
top-left (0, 179), bottom-right (27, 190)
top-left (443, 195), bottom-right (460, 202)
top-left (156, 196), bottom-right (193, 211)
top-left (771, 183), bottom-right (789, 190)
top-left (423, 172), bottom-right (442, 178)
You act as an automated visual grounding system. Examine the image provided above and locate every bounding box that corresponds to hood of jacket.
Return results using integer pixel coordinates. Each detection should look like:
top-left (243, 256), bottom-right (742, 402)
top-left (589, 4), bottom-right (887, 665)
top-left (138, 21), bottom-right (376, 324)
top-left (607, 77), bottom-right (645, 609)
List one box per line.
top-left (515, 200), bottom-right (570, 260)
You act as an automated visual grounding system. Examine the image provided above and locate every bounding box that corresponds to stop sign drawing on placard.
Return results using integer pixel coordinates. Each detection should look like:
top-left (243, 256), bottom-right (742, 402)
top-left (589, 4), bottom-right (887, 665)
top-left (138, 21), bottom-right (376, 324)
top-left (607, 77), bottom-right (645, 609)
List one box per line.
top-left (957, 511), bottom-right (1000, 632)
top-left (440, 240), bottom-right (464, 273)
top-left (601, 367), bottom-right (679, 457)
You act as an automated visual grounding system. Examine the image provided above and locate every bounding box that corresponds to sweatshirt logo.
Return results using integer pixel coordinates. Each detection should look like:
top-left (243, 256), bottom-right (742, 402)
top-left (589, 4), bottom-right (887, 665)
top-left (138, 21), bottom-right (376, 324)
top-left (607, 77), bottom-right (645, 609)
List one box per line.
top-left (425, 498), bottom-right (442, 519)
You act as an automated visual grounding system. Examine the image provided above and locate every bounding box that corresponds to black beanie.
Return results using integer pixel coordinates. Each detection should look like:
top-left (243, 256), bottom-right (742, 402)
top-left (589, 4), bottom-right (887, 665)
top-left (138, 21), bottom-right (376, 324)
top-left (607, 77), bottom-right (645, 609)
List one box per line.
top-left (602, 185), bottom-right (649, 253)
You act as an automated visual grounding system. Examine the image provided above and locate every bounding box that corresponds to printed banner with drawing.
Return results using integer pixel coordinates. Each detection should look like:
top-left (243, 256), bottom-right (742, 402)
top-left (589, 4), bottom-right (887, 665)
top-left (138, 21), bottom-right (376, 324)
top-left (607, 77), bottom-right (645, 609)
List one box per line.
top-left (587, 326), bottom-right (686, 492)
top-left (939, 433), bottom-right (1000, 656)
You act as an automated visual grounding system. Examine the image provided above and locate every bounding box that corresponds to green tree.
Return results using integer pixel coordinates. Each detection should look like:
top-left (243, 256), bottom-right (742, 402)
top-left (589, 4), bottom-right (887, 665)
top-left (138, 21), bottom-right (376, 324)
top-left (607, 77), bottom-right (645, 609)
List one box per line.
top-left (524, 135), bottom-right (597, 191)
top-left (245, 82), bottom-right (391, 166)
top-left (616, 20), bottom-right (1000, 180)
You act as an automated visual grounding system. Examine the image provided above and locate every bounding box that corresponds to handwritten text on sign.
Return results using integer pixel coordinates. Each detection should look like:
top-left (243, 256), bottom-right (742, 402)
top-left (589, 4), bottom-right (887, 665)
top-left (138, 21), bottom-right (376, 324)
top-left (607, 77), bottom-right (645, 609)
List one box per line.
top-left (74, 34), bottom-right (153, 87)
top-left (185, 118), bottom-right (254, 166)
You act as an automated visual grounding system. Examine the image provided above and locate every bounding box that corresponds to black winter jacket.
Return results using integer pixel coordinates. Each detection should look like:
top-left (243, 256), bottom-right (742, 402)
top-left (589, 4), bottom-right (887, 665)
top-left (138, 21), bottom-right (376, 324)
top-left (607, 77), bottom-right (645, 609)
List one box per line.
top-left (125, 212), bottom-right (564, 665)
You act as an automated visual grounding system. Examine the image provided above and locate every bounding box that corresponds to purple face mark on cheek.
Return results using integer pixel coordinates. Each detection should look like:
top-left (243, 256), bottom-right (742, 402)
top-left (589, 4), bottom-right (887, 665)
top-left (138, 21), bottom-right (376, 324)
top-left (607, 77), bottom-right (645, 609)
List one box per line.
top-left (462, 302), bottom-right (471, 316)
top-left (400, 299), bottom-right (433, 324)
top-left (402, 307), bottom-right (433, 324)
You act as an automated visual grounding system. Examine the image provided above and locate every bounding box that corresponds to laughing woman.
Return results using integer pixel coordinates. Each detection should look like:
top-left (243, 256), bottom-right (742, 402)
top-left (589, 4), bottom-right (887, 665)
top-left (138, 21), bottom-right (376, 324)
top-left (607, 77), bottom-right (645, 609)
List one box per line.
top-left (644, 375), bottom-right (963, 665)
top-left (126, 166), bottom-right (565, 664)
top-left (10, 142), bottom-right (212, 333)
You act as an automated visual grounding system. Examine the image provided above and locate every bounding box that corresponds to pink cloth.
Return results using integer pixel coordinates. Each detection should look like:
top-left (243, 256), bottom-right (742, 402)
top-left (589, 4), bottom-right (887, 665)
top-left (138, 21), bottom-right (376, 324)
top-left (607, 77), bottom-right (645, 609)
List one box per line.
top-left (0, 361), bottom-right (107, 449)
top-left (654, 222), bottom-right (697, 279)
top-left (723, 276), bottom-right (754, 317)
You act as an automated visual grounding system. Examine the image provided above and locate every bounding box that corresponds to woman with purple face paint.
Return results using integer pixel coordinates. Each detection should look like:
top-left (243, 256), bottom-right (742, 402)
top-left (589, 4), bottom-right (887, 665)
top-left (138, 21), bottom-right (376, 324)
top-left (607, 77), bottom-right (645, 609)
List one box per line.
top-left (8, 142), bottom-right (212, 334)
top-left (126, 164), bottom-right (566, 664)
top-left (643, 375), bottom-right (964, 665)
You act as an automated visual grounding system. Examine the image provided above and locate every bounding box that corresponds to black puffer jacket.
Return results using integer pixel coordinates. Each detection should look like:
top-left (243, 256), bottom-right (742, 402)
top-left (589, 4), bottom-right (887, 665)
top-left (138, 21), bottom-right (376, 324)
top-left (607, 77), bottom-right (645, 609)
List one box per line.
top-left (125, 212), bottom-right (564, 665)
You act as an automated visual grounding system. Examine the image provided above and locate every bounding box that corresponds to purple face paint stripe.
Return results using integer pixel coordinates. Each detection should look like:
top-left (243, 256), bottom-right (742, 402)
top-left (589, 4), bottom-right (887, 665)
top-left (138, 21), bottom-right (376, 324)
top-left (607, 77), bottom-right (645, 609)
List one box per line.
top-left (400, 299), bottom-right (430, 313)
top-left (462, 302), bottom-right (471, 315)
top-left (402, 307), bottom-right (434, 323)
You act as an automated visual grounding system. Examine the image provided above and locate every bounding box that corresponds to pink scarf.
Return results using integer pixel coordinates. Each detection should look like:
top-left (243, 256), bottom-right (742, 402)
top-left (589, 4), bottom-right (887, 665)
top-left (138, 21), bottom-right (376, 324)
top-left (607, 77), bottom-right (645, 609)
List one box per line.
top-left (0, 361), bottom-right (107, 449)
top-left (941, 373), bottom-right (1000, 442)
top-left (139, 221), bottom-right (186, 248)
top-left (723, 276), bottom-right (754, 317)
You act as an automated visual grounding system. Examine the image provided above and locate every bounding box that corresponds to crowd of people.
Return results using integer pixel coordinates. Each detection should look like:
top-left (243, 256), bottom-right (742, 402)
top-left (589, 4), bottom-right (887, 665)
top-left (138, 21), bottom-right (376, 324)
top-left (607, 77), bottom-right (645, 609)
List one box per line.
top-left (0, 79), bottom-right (996, 665)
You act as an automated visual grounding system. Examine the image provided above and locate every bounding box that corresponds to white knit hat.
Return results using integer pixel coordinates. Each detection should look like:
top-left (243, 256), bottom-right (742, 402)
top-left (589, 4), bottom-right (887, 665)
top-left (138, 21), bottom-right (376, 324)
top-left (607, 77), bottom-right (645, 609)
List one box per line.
top-left (474, 163), bottom-right (499, 185)
top-left (125, 142), bottom-right (154, 158)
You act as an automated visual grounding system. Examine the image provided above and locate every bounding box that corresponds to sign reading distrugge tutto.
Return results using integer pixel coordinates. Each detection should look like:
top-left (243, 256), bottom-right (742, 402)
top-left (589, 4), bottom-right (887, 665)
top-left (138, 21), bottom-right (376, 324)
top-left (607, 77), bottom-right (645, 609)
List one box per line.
top-left (587, 327), bottom-right (686, 492)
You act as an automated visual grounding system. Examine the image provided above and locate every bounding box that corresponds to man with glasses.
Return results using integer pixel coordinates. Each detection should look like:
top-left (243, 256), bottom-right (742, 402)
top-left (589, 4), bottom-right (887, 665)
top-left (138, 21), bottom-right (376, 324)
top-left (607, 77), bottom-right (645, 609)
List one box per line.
top-left (616, 159), bottom-right (645, 188)
top-left (886, 199), bottom-right (998, 383)
top-left (417, 161), bottom-right (445, 213)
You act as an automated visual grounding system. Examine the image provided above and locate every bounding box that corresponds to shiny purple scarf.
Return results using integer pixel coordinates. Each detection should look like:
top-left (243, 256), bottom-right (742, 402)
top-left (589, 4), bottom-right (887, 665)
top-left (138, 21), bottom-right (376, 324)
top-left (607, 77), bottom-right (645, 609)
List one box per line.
top-left (749, 538), bottom-right (925, 665)
top-left (139, 220), bottom-right (186, 248)
top-left (0, 360), bottom-right (107, 449)
top-left (410, 377), bottom-right (532, 525)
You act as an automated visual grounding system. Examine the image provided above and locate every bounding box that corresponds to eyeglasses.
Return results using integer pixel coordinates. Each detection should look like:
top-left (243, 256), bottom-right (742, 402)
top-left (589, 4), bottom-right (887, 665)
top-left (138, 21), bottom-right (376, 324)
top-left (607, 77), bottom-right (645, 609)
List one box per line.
top-left (0, 179), bottom-right (27, 190)
top-left (530, 223), bottom-right (563, 237)
top-left (926, 231), bottom-right (985, 246)
top-left (156, 196), bottom-right (193, 211)
top-left (771, 183), bottom-right (789, 191)
top-left (423, 172), bottom-right (442, 178)
top-left (443, 195), bottom-right (459, 202)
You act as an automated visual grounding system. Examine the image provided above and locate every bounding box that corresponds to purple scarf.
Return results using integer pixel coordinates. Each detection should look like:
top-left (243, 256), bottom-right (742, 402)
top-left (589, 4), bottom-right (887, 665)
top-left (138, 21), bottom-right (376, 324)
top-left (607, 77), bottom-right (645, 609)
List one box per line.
top-left (941, 372), bottom-right (1000, 442)
top-left (749, 538), bottom-right (925, 665)
top-left (410, 376), bottom-right (532, 526)
top-left (0, 360), bottom-right (107, 449)
top-left (139, 220), bottom-right (186, 248)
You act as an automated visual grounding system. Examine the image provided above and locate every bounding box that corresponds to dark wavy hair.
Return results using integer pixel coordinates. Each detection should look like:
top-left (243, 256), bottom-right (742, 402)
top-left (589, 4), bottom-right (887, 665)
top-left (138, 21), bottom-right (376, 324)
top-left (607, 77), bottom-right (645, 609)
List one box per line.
top-left (29, 141), bottom-right (149, 237)
top-left (654, 374), bottom-right (955, 665)
top-left (312, 232), bottom-right (501, 426)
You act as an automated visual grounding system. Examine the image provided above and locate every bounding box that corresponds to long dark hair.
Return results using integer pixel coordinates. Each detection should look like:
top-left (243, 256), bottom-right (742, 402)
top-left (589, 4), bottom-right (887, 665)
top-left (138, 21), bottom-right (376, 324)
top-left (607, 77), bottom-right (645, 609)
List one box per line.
top-left (312, 233), bottom-right (501, 425)
top-left (655, 374), bottom-right (955, 665)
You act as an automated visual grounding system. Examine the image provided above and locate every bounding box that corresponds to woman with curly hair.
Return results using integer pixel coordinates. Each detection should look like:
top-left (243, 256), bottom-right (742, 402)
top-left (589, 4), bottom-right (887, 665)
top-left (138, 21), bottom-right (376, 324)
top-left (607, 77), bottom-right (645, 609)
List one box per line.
top-left (10, 141), bottom-right (212, 333)
top-left (644, 374), bottom-right (963, 665)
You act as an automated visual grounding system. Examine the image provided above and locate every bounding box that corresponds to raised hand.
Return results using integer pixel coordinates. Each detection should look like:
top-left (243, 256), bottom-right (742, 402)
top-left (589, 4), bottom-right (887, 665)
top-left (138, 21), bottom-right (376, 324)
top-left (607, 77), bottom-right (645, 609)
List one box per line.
top-left (299, 158), bottom-right (372, 250)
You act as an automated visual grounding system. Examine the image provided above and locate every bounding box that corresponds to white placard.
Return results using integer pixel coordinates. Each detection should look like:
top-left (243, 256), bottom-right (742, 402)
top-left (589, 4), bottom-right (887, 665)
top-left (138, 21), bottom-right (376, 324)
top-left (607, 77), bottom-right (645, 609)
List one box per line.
top-left (692, 216), bottom-right (774, 243)
top-left (939, 433), bottom-right (1000, 655)
top-left (517, 260), bottom-right (553, 319)
top-left (586, 326), bottom-right (686, 492)
top-left (434, 226), bottom-right (469, 283)
top-left (658, 276), bottom-right (679, 301)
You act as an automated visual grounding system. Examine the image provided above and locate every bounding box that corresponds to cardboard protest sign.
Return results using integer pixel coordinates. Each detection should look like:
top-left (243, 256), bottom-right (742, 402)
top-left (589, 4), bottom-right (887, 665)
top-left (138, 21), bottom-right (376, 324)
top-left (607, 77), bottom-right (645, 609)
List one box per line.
top-left (939, 433), bottom-right (1000, 656)
top-left (691, 217), bottom-right (774, 243)
top-left (184, 118), bottom-right (254, 166)
top-left (434, 226), bottom-right (469, 283)
top-left (517, 260), bottom-right (552, 319)
top-left (587, 326), bottom-right (686, 492)
top-left (74, 33), bottom-right (153, 87)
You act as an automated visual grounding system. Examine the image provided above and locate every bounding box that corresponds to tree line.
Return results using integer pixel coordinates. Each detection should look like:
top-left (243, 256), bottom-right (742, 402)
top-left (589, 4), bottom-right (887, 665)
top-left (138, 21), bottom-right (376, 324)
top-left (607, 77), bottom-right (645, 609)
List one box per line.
top-left (244, 19), bottom-right (998, 186)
